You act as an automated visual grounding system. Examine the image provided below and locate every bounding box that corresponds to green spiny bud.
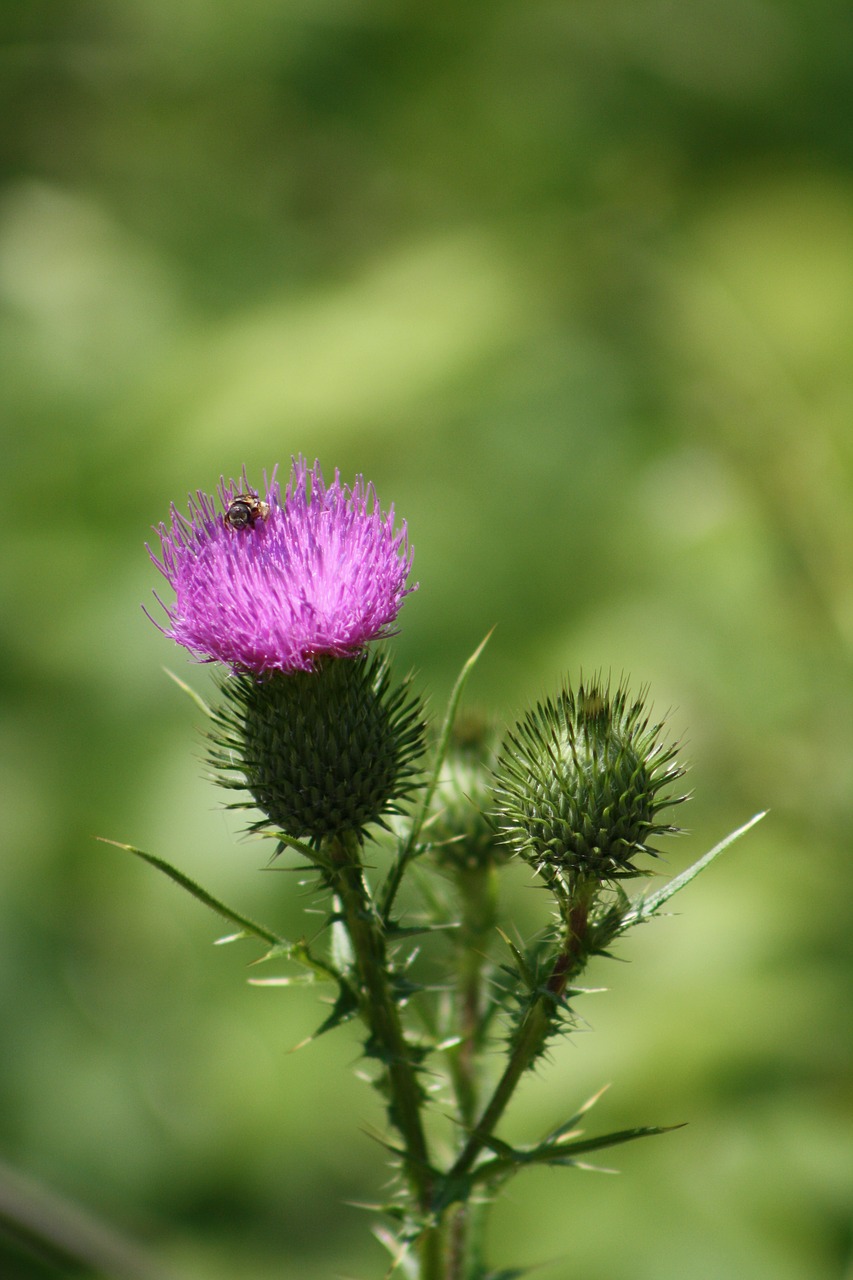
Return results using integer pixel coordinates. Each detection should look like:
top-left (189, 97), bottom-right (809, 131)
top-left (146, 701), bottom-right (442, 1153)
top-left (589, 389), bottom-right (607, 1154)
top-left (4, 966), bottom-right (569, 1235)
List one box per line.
top-left (492, 676), bottom-right (687, 883)
top-left (208, 651), bottom-right (425, 848)
top-left (430, 713), bottom-right (509, 873)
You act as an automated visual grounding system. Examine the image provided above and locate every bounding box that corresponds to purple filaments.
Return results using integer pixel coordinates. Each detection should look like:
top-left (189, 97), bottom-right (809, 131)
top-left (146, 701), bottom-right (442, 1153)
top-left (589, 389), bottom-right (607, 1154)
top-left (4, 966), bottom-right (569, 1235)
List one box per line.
top-left (148, 458), bottom-right (416, 674)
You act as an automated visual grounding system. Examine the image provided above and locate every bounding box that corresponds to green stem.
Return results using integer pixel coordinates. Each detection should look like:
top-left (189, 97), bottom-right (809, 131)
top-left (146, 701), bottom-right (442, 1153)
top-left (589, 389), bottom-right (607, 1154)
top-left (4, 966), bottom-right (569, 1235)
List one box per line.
top-left (445, 865), bottom-right (497, 1280)
top-left (448, 865), bottom-right (497, 1129)
top-left (327, 833), bottom-right (438, 1267)
top-left (449, 884), bottom-right (594, 1185)
top-left (446, 1200), bottom-right (487, 1280)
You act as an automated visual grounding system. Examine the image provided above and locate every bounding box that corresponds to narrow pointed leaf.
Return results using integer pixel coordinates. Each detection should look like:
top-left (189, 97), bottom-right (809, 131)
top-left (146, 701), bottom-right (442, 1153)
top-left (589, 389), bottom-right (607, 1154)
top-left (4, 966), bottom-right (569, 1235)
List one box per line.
top-left (480, 1133), bottom-right (518, 1161)
top-left (270, 830), bottom-right (336, 872)
top-left (545, 1085), bottom-right (610, 1140)
top-left (162, 667), bottom-right (214, 717)
top-left (621, 811), bottom-right (766, 931)
top-left (380, 629), bottom-right (493, 918)
top-left (250, 939), bottom-right (341, 983)
top-left (386, 921), bottom-right (460, 940)
top-left (301, 981), bottom-right (360, 1043)
top-left (538, 1122), bottom-right (685, 1161)
top-left (372, 1226), bottom-right (419, 1279)
top-left (470, 1123), bottom-right (682, 1184)
top-left (99, 839), bottom-right (284, 948)
top-left (495, 928), bottom-right (536, 988)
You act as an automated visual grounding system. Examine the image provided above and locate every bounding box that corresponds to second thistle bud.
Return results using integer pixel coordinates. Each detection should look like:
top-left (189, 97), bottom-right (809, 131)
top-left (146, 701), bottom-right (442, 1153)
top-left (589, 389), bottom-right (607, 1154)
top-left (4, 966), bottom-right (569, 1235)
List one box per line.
top-left (492, 677), bottom-right (687, 884)
top-left (429, 714), bottom-right (510, 874)
top-left (209, 651), bottom-right (425, 849)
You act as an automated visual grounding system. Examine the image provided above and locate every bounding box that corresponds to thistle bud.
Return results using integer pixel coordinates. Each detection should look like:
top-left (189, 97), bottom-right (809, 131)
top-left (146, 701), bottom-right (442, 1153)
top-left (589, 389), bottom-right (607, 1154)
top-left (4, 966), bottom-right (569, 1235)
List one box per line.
top-left (492, 677), bottom-right (687, 884)
top-left (209, 652), bottom-right (425, 848)
top-left (429, 714), bottom-right (509, 873)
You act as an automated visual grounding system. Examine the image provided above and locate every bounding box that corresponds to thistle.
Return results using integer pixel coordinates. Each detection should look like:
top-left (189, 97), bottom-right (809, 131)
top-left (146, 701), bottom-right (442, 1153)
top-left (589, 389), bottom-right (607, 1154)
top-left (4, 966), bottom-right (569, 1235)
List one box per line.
top-left (114, 464), bottom-right (764, 1280)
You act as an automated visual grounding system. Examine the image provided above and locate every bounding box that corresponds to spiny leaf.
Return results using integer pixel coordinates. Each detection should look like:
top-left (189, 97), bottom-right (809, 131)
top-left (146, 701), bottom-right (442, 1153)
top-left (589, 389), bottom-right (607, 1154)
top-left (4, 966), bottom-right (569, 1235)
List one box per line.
top-left (480, 1133), bottom-right (517, 1160)
top-left (534, 1122), bottom-right (685, 1163)
top-left (372, 1225), bottom-right (419, 1279)
top-left (99, 839), bottom-right (283, 947)
top-left (385, 920), bottom-right (461, 940)
top-left (249, 938), bottom-right (342, 984)
top-left (495, 927), bottom-right (536, 988)
top-left (620, 811), bottom-right (766, 931)
top-left (543, 1084), bottom-right (610, 1140)
top-left (270, 830), bottom-right (336, 873)
top-left (162, 667), bottom-right (214, 717)
top-left (469, 1122), bottom-right (683, 1185)
top-left (291, 981), bottom-right (360, 1048)
top-left (380, 629), bottom-right (494, 919)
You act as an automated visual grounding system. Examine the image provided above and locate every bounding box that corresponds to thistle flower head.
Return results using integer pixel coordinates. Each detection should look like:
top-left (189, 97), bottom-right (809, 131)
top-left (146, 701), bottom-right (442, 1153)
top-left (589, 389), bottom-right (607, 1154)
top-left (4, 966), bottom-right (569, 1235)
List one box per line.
top-left (148, 457), bottom-right (416, 674)
top-left (492, 677), bottom-right (688, 885)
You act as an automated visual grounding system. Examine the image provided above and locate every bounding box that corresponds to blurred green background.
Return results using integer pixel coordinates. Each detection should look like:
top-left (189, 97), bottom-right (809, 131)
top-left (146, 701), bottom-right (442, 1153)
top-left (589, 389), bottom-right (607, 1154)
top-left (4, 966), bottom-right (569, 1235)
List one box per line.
top-left (1, 2), bottom-right (852, 1277)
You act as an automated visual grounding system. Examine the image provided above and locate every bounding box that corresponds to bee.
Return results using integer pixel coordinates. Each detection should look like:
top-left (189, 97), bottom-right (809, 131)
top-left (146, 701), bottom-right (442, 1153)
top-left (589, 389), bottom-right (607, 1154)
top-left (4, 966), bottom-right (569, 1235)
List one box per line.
top-left (224, 493), bottom-right (270, 530)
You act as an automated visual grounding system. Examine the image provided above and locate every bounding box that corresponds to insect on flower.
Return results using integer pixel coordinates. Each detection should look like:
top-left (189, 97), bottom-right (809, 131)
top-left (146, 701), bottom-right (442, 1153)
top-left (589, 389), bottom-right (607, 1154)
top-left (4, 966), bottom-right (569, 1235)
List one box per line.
top-left (224, 493), bottom-right (270, 530)
top-left (148, 458), bottom-right (416, 674)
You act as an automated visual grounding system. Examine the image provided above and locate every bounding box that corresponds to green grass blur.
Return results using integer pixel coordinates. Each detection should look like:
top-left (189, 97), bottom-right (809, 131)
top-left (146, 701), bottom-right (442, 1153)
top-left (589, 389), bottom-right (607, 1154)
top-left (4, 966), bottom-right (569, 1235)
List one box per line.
top-left (1, 3), bottom-right (852, 1278)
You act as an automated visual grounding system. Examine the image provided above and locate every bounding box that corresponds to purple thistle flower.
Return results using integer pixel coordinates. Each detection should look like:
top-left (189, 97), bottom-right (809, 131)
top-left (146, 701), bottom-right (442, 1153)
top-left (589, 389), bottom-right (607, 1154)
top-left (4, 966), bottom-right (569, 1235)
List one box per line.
top-left (147, 457), bottom-right (416, 674)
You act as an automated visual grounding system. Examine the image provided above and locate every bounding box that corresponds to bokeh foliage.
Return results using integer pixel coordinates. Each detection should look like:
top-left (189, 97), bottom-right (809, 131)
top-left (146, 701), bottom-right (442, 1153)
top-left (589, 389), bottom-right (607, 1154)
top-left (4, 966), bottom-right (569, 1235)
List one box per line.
top-left (1, 2), bottom-right (852, 1277)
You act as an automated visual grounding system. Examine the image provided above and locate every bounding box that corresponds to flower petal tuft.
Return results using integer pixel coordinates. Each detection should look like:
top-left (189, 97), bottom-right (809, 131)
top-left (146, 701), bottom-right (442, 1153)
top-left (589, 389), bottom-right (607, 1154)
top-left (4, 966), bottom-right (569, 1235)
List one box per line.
top-left (147, 457), bottom-right (416, 674)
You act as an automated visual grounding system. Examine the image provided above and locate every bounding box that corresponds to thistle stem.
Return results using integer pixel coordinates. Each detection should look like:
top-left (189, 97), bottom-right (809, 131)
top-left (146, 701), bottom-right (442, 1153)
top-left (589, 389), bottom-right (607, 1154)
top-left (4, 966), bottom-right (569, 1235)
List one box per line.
top-left (445, 866), bottom-right (497, 1280)
top-left (449, 865), bottom-right (497, 1127)
top-left (327, 833), bottom-right (440, 1274)
top-left (449, 883), bottom-right (594, 1185)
